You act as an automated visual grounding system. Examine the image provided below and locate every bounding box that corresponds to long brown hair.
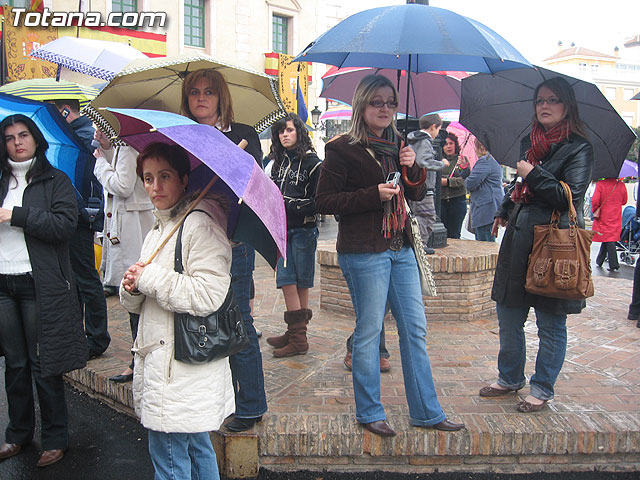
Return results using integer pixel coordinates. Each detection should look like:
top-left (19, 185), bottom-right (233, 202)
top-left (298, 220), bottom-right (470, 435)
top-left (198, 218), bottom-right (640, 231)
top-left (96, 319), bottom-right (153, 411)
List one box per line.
top-left (181, 69), bottom-right (234, 129)
top-left (269, 112), bottom-right (315, 164)
top-left (346, 74), bottom-right (399, 145)
top-left (532, 77), bottom-right (587, 138)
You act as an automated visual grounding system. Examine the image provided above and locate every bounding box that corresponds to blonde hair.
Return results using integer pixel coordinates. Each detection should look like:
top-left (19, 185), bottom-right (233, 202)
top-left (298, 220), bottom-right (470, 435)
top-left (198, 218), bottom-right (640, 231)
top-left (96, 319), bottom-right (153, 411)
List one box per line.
top-left (346, 74), bottom-right (399, 145)
top-left (181, 69), bottom-right (234, 129)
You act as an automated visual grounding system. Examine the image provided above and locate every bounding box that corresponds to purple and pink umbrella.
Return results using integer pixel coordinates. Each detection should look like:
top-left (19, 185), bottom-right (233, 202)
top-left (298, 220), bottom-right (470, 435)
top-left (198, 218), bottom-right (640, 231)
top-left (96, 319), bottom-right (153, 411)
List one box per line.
top-left (619, 159), bottom-right (638, 179)
top-left (105, 108), bottom-right (286, 268)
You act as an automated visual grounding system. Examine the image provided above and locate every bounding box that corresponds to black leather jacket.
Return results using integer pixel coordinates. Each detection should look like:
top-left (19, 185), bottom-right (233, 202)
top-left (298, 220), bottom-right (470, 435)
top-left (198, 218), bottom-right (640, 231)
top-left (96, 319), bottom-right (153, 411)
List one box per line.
top-left (491, 133), bottom-right (593, 314)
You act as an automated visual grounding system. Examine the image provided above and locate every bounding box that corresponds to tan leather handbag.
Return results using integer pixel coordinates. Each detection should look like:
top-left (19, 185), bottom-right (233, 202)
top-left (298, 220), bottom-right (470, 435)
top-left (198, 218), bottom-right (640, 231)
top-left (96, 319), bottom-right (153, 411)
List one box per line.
top-left (524, 181), bottom-right (594, 300)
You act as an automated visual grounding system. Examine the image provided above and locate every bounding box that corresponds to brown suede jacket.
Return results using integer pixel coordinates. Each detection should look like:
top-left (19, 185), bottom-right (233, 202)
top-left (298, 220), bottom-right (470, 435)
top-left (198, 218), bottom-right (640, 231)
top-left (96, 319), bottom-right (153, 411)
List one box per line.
top-left (315, 134), bottom-right (426, 253)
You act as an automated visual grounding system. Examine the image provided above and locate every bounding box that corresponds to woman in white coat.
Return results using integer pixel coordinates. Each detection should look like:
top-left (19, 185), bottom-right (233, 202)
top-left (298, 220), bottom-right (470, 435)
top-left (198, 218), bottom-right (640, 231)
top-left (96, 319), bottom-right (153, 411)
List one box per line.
top-left (94, 132), bottom-right (154, 382)
top-left (120, 142), bottom-right (234, 479)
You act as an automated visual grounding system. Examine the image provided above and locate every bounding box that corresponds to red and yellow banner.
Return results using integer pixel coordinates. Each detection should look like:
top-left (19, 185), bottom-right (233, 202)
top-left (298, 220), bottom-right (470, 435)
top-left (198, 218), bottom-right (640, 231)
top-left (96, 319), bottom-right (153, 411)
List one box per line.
top-left (68, 25), bottom-right (166, 58)
top-left (276, 53), bottom-right (308, 115)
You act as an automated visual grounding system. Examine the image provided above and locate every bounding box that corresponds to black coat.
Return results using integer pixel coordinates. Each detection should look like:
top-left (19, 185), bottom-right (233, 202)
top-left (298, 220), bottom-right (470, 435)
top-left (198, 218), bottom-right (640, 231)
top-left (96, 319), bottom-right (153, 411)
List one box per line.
top-left (1, 163), bottom-right (87, 376)
top-left (491, 133), bottom-right (593, 314)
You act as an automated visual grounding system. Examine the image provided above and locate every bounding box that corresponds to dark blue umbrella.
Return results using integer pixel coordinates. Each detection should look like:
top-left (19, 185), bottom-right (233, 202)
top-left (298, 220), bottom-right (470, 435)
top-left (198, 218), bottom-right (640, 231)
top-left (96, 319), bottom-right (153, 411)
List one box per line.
top-left (0, 93), bottom-right (88, 189)
top-left (293, 4), bottom-right (531, 74)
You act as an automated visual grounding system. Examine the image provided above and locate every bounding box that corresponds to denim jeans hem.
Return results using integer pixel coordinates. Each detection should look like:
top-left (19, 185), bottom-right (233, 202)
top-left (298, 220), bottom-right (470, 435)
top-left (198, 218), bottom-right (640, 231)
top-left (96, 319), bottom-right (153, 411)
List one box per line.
top-left (233, 410), bottom-right (267, 419)
top-left (356, 414), bottom-right (387, 425)
top-left (497, 377), bottom-right (527, 391)
top-left (529, 385), bottom-right (553, 401)
top-left (409, 412), bottom-right (447, 427)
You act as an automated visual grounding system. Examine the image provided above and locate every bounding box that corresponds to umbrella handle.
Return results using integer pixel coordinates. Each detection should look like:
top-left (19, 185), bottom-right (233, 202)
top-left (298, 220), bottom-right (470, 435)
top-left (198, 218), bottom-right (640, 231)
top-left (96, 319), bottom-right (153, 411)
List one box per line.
top-left (401, 166), bottom-right (426, 187)
top-left (143, 139), bottom-right (249, 266)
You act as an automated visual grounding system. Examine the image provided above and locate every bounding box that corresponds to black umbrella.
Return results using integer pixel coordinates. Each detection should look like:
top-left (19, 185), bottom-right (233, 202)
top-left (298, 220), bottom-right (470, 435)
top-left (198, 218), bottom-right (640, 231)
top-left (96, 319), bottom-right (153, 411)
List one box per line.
top-left (460, 66), bottom-right (637, 179)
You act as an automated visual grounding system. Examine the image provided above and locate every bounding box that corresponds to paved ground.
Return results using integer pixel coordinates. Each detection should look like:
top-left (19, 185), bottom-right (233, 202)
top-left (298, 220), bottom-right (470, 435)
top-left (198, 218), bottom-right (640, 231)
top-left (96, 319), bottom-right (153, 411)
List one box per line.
top-left (71, 217), bottom-right (640, 473)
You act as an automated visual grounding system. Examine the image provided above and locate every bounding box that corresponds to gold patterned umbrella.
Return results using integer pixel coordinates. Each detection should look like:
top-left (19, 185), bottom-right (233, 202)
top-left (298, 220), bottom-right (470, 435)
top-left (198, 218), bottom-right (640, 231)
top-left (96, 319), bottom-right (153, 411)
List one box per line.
top-left (85, 53), bottom-right (286, 139)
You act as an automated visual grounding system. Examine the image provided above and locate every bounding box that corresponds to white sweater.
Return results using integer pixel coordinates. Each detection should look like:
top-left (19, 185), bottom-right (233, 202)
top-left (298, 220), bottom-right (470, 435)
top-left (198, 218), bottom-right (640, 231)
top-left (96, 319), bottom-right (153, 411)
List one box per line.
top-left (0, 159), bottom-right (33, 274)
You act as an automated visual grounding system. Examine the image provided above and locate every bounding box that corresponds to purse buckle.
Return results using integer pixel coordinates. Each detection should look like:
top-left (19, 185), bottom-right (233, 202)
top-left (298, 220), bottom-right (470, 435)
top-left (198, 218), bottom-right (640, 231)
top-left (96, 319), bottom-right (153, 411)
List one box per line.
top-left (198, 324), bottom-right (207, 347)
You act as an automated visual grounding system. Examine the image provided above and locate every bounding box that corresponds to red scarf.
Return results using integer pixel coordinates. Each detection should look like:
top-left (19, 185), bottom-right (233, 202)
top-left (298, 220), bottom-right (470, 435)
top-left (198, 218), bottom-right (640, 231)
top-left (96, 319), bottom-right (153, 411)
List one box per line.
top-left (511, 119), bottom-right (571, 204)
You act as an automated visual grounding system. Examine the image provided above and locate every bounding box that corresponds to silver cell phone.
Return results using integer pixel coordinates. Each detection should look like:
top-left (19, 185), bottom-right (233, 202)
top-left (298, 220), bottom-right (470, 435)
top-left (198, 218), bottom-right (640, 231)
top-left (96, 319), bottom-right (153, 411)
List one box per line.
top-left (386, 171), bottom-right (400, 187)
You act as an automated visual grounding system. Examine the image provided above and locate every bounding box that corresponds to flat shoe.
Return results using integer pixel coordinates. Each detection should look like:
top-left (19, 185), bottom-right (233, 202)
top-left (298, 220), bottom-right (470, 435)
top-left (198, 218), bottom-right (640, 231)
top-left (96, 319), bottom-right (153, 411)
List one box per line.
top-left (0, 443), bottom-right (22, 460)
top-left (225, 416), bottom-right (262, 432)
top-left (361, 420), bottom-right (396, 437)
top-left (379, 357), bottom-right (391, 372)
top-left (431, 419), bottom-right (465, 431)
top-left (109, 373), bottom-right (133, 383)
top-left (479, 385), bottom-right (518, 397)
top-left (517, 399), bottom-right (547, 413)
top-left (344, 352), bottom-right (352, 371)
top-left (37, 449), bottom-right (64, 467)
top-left (628, 312), bottom-right (639, 321)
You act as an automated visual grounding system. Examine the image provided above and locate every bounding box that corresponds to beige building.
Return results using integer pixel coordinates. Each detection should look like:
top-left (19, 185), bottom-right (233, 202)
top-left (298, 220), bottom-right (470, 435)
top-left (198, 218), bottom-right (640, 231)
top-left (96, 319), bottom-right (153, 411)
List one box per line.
top-left (543, 41), bottom-right (640, 128)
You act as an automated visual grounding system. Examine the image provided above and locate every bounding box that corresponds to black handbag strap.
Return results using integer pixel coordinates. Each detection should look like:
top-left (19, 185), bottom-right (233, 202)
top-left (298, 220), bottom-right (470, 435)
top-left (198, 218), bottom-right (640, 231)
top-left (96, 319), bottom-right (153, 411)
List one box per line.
top-left (174, 209), bottom-right (212, 274)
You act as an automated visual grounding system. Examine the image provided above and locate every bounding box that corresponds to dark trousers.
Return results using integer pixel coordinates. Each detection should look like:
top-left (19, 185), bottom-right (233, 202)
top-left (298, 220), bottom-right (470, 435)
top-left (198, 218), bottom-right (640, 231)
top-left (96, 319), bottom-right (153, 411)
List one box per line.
top-left (69, 226), bottom-right (110, 355)
top-left (629, 261), bottom-right (640, 317)
top-left (128, 312), bottom-right (140, 370)
top-left (440, 195), bottom-right (467, 239)
top-left (228, 244), bottom-right (267, 418)
top-left (0, 274), bottom-right (68, 450)
top-left (596, 242), bottom-right (619, 270)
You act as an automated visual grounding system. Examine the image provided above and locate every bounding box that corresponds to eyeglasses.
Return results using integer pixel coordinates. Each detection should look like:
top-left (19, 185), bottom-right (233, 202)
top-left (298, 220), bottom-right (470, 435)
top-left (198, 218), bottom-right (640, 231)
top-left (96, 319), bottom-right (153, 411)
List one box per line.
top-left (369, 100), bottom-right (399, 109)
top-left (534, 97), bottom-right (563, 107)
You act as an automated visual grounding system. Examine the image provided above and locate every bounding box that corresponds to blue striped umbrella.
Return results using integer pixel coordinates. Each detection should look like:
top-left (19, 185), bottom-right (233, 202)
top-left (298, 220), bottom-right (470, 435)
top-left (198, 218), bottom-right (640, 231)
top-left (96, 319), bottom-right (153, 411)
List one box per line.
top-left (0, 93), bottom-right (88, 189)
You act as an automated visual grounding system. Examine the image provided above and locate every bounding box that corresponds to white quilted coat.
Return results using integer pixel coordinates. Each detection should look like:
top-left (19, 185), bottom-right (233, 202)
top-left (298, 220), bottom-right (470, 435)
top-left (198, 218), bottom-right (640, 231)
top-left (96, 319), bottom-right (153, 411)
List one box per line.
top-left (120, 195), bottom-right (235, 433)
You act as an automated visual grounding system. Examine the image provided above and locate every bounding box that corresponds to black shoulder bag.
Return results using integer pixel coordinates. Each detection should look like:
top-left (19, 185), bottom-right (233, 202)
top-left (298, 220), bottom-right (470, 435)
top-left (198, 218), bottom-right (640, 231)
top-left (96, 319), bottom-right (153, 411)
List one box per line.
top-left (173, 210), bottom-right (250, 364)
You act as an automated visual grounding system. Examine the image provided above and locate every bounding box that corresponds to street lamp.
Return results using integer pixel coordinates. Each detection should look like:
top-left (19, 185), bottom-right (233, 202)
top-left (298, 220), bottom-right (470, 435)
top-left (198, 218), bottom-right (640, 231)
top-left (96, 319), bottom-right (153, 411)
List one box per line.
top-left (310, 105), bottom-right (322, 129)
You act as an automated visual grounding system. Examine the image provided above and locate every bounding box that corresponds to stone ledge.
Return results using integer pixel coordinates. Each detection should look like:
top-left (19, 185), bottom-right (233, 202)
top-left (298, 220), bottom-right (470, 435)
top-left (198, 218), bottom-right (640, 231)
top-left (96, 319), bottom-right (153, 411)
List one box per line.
top-left (254, 412), bottom-right (640, 458)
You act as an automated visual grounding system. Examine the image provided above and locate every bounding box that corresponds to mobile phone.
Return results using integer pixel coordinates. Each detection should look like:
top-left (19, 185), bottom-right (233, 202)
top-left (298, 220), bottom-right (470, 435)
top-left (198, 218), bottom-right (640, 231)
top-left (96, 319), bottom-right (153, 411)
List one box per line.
top-left (386, 171), bottom-right (400, 187)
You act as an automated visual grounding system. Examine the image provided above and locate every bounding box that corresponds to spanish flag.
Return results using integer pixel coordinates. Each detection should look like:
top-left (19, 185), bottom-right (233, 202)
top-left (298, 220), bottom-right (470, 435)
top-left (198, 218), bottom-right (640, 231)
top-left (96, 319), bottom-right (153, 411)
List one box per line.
top-left (30, 0), bottom-right (44, 13)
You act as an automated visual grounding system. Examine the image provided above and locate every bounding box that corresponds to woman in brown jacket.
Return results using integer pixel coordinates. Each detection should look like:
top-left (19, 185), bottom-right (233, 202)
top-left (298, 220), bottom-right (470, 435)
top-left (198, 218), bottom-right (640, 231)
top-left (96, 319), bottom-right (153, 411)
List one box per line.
top-left (315, 74), bottom-right (464, 437)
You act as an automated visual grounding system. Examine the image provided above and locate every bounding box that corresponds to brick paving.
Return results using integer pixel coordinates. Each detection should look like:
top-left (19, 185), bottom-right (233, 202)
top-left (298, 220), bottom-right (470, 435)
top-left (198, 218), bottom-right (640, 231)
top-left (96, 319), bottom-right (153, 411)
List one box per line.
top-left (69, 220), bottom-right (640, 474)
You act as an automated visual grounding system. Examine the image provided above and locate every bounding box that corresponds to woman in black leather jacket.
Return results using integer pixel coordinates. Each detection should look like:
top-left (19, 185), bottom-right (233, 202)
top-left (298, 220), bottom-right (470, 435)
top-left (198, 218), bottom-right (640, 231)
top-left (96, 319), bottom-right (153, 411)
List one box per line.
top-left (479, 77), bottom-right (593, 413)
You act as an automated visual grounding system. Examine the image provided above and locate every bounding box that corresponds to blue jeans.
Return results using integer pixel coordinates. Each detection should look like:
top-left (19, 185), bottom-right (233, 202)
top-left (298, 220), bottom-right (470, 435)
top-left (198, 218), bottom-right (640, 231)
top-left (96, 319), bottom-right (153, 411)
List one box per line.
top-left (276, 226), bottom-right (318, 289)
top-left (148, 430), bottom-right (219, 480)
top-left (228, 244), bottom-right (267, 418)
top-left (496, 303), bottom-right (567, 401)
top-left (338, 247), bottom-right (446, 426)
top-left (0, 273), bottom-right (68, 450)
top-left (474, 223), bottom-right (495, 242)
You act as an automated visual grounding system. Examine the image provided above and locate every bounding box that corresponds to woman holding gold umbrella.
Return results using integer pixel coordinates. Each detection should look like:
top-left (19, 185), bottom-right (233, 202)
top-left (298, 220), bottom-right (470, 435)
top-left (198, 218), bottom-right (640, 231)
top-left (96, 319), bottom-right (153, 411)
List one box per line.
top-left (180, 68), bottom-right (267, 433)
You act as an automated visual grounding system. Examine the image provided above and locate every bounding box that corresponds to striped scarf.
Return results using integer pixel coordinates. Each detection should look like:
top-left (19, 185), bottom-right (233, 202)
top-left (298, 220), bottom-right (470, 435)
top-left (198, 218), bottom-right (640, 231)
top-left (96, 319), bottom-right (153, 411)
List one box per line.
top-left (367, 128), bottom-right (407, 238)
top-left (511, 119), bottom-right (571, 204)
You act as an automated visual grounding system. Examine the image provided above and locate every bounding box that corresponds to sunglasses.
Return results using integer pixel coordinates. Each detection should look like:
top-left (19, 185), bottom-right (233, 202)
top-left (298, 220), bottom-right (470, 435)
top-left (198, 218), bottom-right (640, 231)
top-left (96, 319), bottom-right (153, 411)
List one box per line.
top-left (534, 97), bottom-right (563, 107)
top-left (369, 100), bottom-right (399, 109)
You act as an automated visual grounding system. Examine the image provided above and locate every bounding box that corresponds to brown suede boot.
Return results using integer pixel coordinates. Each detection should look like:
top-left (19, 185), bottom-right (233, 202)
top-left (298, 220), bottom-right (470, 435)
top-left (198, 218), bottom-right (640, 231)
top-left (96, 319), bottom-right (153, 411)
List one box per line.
top-left (267, 308), bottom-right (312, 348)
top-left (273, 309), bottom-right (309, 357)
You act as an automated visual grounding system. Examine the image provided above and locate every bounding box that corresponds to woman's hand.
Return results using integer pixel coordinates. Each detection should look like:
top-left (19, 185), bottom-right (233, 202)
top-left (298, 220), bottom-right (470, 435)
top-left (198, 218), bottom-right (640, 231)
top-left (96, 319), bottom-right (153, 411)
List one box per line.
top-left (516, 160), bottom-right (534, 179)
top-left (398, 141), bottom-right (415, 168)
top-left (378, 183), bottom-right (400, 202)
top-left (491, 217), bottom-right (507, 237)
top-left (123, 261), bottom-right (145, 293)
top-left (442, 158), bottom-right (450, 167)
top-left (94, 130), bottom-right (111, 150)
top-left (0, 207), bottom-right (12, 224)
top-left (441, 177), bottom-right (448, 187)
top-left (458, 155), bottom-right (469, 169)
top-left (94, 147), bottom-right (104, 159)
